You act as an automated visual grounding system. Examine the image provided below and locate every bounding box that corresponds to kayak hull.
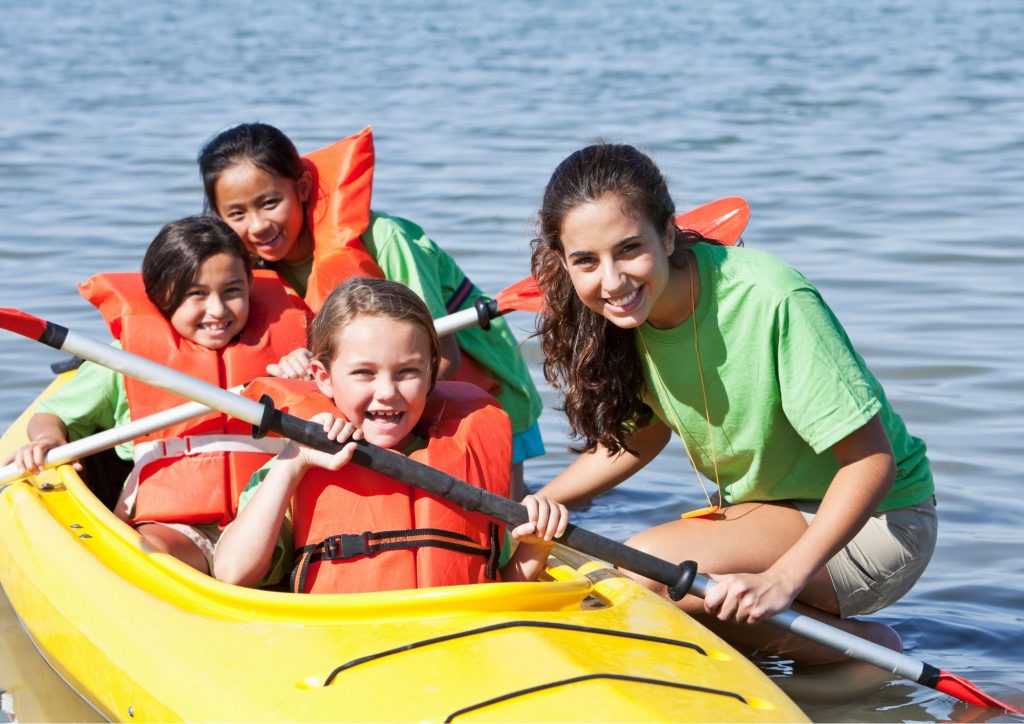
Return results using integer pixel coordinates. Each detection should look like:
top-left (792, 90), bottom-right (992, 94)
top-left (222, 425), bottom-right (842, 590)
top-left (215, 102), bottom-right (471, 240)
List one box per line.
top-left (0, 377), bottom-right (805, 722)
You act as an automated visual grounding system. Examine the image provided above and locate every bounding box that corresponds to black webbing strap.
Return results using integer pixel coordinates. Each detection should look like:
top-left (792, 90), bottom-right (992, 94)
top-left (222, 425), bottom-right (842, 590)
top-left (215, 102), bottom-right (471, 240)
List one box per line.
top-left (289, 526), bottom-right (501, 593)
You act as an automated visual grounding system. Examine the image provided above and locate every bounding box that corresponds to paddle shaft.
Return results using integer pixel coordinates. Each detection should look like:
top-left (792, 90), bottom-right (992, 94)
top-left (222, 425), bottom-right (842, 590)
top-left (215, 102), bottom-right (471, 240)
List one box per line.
top-left (3, 309), bottom-right (1017, 713)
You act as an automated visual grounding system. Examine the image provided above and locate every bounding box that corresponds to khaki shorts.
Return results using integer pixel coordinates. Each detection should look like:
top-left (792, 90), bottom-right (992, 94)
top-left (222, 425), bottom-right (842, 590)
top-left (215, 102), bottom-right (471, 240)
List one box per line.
top-left (136, 521), bottom-right (223, 572)
top-left (794, 496), bottom-right (937, 618)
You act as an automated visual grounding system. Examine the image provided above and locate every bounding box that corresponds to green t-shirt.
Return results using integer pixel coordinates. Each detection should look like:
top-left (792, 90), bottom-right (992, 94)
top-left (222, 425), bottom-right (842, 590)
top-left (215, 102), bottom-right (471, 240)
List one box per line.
top-left (636, 244), bottom-right (933, 512)
top-left (362, 212), bottom-right (542, 435)
top-left (36, 346), bottom-right (134, 461)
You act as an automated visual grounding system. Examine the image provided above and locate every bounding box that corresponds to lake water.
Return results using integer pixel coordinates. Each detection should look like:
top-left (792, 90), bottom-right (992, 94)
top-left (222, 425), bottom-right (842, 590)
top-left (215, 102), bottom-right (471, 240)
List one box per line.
top-left (1, 1), bottom-right (1022, 721)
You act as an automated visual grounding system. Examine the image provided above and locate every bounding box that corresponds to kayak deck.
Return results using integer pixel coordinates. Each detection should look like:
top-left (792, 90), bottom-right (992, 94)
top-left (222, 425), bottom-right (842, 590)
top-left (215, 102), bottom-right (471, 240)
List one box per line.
top-left (0, 377), bottom-right (806, 722)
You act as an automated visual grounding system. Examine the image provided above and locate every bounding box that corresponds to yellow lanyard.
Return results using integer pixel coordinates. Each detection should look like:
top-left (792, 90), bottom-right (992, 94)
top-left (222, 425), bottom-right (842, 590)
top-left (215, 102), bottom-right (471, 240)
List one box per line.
top-left (637, 256), bottom-right (722, 518)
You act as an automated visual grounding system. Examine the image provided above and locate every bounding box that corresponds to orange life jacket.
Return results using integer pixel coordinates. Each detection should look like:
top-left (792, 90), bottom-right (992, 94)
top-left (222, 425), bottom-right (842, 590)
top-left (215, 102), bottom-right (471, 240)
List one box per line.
top-left (300, 125), bottom-right (385, 312)
top-left (79, 271), bottom-right (309, 526)
top-left (243, 377), bottom-right (511, 594)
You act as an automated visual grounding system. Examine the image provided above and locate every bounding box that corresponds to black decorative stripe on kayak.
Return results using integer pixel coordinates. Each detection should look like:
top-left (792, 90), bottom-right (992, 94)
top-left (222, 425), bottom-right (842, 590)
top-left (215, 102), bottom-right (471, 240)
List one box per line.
top-left (323, 621), bottom-right (706, 686)
top-left (444, 674), bottom-right (748, 722)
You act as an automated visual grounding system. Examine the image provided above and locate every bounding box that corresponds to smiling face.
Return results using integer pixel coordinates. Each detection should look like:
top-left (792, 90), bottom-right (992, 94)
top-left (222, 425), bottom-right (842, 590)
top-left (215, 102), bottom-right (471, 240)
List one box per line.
top-left (310, 314), bottom-right (432, 450)
top-left (168, 252), bottom-right (251, 349)
top-left (560, 194), bottom-right (685, 329)
top-left (213, 160), bottom-right (312, 264)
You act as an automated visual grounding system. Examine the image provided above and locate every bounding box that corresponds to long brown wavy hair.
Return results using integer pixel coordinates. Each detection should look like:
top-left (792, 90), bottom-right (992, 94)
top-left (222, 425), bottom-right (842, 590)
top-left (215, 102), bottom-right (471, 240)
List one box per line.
top-left (530, 143), bottom-right (713, 455)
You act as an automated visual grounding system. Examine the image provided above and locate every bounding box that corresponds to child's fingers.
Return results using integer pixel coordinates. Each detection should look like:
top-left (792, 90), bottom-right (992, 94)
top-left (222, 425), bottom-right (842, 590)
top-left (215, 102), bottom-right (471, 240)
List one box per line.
top-left (547, 501), bottom-right (569, 540)
top-left (326, 417), bottom-right (346, 439)
top-left (268, 349), bottom-right (313, 379)
top-left (31, 445), bottom-right (49, 473)
top-left (11, 448), bottom-right (29, 474)
top-left (510, 521), bottom-right (538, 541)
top-left (523, 494), bottom-right (553, 541)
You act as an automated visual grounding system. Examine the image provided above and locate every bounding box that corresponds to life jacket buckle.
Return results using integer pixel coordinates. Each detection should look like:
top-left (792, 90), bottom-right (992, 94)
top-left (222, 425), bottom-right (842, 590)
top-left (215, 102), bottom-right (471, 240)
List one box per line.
top-left (322, 532), bottom-right (371, 561)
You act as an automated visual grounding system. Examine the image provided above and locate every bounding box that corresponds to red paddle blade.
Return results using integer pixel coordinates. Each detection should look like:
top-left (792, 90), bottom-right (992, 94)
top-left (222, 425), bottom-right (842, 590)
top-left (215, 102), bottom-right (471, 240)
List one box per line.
top-left (0, 308), bottom-right (48, 342)
top-left (936, 671), bottom-right (1022, 713)
top-left (675, 196), bottom-right (750, 246)
top-left (495, 276), bottom-right (543, 314)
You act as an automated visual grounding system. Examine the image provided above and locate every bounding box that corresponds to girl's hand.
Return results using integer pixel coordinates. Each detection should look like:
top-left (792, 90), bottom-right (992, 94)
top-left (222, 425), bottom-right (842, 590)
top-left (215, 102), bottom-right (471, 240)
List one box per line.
top-left (511, 494), bottom-right (569, 547)
top-left (703, 571), bottom-right (800, 625)
top-left (267, 348), bottom-right (313, 379)
top-left (6, 436), bottom-right (78, 475)
top-left (280, 412), bottom-right (362, 472)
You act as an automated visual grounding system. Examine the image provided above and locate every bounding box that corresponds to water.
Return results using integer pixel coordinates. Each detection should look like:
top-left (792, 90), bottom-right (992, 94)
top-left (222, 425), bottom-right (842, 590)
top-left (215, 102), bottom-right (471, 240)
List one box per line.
top-left (1, 1), bottom-right (1022, 720)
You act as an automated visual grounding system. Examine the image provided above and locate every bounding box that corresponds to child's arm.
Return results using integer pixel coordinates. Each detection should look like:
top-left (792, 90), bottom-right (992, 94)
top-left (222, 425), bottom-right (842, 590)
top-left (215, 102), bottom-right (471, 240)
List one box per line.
top-left (3, 412), bottom-right (73, 474)
top-left (214, 416), bottom-right (360, 587)
top-left (4, 360), bottom-right (124, 474)
top-left (500, 494), bottom-right (569, 582)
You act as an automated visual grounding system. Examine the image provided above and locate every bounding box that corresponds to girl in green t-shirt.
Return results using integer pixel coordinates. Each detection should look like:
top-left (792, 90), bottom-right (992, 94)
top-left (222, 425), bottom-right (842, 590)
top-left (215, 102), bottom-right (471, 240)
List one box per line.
top-left (530, 143), bottom-right (936, 664)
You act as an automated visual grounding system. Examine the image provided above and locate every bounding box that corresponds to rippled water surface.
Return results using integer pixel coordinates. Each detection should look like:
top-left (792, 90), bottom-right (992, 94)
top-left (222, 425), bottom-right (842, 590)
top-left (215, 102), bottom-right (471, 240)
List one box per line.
top-left (1, 2), bottom-right (1022, 721)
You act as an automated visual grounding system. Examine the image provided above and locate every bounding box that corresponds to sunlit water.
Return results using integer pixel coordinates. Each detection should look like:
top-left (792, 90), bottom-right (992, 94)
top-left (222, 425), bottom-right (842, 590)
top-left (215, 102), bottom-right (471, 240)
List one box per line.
top-left (1, 1), bottom-right (1022, 721)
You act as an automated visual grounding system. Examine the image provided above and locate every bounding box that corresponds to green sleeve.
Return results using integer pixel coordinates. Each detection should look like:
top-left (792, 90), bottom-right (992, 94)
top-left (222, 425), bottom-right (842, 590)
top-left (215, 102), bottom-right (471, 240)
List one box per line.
top-left (36, 351), bottom-right (133, 461)
top-left (363, 213), bottom-right (449, 318)
top-left (776, 289), bottom-right (882, 453)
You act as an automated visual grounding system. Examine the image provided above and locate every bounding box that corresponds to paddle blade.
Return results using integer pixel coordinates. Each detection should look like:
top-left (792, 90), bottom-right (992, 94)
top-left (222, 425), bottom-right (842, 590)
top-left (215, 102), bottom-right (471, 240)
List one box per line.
top-left (0, 308), bottom-right (48, 342)
top-left (675, 196), bottom-right (750, 246)
top-left (935, 671), bottom-right (1022, 713)
top-left (495, 276), bottom-right (543, 314)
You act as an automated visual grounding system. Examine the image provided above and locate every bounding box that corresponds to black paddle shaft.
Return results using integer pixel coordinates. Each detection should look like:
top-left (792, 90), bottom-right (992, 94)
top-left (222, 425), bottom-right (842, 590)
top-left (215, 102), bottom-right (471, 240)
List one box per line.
top-left (256, 398), bottom-right (699, 600)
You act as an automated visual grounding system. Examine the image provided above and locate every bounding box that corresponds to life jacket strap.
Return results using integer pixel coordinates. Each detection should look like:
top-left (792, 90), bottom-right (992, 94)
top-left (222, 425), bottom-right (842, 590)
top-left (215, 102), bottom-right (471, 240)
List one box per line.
top-left (290, 524), bottom-right (501, 593)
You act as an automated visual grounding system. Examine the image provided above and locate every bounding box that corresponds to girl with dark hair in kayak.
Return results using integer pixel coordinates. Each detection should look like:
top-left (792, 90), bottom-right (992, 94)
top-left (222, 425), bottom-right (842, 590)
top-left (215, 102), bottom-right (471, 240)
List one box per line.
top-left (6, 216), bottom-right (309, 573)
top-left (530, 143), bottom-right (937, 663)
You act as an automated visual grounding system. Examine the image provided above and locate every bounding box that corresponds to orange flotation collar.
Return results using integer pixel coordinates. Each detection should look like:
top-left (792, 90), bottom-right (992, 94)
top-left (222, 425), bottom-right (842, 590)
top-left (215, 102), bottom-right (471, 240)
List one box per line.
top-left (301, 126), bottom-right (384, 312)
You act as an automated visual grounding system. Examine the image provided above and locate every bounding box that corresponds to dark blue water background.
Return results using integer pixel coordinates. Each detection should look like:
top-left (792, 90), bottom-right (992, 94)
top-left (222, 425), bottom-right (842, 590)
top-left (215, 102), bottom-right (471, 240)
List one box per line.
top-left (1, 2), bottom-right (1021, 721)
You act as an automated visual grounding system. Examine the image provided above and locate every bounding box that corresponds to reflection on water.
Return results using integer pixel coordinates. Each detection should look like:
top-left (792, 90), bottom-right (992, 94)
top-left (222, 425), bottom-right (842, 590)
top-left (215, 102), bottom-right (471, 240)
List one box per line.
top-left (2, 0), bottom-right (1023, 720)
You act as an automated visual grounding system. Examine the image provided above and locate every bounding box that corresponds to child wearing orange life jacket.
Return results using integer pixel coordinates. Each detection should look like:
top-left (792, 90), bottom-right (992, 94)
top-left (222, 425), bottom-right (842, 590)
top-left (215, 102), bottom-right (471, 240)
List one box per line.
top-left (5, 217), bottom-right (308, 574)
top-left (197, 124), bottom-right (544, 501)
top-left (214, 277), bottom-right (567, 592)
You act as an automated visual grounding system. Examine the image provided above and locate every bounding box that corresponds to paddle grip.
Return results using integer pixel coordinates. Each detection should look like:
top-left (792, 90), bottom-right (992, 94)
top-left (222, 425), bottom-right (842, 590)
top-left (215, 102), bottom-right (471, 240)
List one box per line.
top-left (473, 297), bottom-right (498, 331)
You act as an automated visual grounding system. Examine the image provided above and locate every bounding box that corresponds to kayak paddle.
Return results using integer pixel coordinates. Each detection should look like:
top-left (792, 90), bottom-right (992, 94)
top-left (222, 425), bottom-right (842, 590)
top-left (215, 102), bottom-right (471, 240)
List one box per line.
top-left (0, 306), bottom-right (1017, 714)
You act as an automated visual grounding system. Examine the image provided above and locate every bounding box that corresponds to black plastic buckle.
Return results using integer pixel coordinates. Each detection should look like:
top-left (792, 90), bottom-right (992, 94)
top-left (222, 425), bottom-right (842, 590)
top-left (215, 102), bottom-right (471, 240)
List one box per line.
top-left (322, 532), bottom-right (371, 561)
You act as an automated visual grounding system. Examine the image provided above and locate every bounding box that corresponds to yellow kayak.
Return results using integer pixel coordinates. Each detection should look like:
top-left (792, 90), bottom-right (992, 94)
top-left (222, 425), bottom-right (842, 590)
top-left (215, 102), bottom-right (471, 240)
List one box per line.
top-left (0, 376), bottom-right (806, 722)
